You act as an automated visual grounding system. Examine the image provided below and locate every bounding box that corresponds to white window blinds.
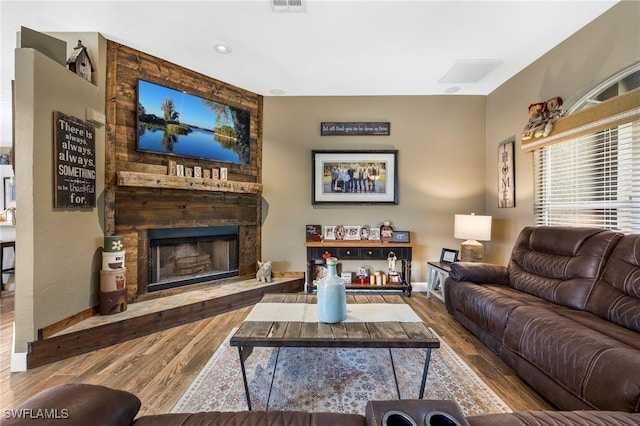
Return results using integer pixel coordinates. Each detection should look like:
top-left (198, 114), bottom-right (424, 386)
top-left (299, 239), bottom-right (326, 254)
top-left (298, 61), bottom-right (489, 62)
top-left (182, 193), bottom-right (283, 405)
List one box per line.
top-left (533, 119), bottom-right (640, 233)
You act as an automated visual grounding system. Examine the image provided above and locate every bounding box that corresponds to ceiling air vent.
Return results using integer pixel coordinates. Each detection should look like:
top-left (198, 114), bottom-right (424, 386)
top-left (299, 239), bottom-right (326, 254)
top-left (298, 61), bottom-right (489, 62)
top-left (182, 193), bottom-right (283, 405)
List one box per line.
top-left (272, 0), bottom-right (306, 12)
top-left (439, 59), bottom-right (502, 84)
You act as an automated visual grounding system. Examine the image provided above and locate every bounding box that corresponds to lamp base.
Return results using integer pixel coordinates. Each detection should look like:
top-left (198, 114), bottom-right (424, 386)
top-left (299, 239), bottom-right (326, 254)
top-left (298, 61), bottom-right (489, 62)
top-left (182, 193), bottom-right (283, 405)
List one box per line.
top-left (460, 239), bottom-right (484, 262)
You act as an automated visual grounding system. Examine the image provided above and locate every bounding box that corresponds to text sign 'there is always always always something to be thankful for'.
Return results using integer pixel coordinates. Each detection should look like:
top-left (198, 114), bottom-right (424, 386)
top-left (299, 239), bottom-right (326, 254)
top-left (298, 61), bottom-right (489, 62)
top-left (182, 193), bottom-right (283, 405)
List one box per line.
top-left (54, 111), bottom-right (96, 208)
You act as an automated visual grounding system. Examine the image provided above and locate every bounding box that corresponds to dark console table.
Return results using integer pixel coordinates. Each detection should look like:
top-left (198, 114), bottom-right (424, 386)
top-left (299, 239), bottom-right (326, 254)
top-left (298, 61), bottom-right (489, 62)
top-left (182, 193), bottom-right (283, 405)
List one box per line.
top-left (305, 241), bottom-right (412, 296)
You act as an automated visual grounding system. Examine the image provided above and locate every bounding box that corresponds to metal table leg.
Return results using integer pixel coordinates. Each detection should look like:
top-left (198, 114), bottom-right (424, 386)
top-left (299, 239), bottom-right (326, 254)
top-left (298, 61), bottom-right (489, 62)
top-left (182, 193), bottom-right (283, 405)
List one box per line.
top-left (388, 348), bottom-right (401, 399)
top-left (237, 346), bottom-right (252, 410)
top-left (419, 348), bottom-right (432, 398)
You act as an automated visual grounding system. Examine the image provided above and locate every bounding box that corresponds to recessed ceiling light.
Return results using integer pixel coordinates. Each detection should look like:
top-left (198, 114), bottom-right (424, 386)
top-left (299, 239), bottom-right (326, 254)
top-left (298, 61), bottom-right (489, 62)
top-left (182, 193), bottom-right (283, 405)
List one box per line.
top-left (445, 86), bottom-right (461, 94)
top-left (214, 44), bottom-right (231, 54)
top-left (270, 89), bottom-right (286, 95)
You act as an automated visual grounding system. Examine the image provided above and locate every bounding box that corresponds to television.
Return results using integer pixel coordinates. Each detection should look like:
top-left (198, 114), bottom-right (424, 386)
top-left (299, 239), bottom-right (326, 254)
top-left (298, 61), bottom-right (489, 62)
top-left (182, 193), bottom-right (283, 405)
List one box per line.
top-left (136, 79), bottom-right (250, 165)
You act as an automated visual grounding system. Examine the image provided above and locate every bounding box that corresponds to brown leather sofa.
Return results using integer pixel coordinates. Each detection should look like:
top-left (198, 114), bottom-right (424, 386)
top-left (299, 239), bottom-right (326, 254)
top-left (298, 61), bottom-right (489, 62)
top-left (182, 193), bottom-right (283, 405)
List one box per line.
top-left (444, 226), bottom-right (640, 413)
top-left (4, 384), bottom-right (640, 425)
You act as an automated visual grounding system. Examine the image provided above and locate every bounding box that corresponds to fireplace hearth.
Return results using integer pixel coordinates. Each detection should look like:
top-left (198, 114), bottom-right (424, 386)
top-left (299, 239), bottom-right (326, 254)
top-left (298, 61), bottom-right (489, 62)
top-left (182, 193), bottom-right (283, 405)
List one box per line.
top-left (147, 226), bottom-right (239, 292)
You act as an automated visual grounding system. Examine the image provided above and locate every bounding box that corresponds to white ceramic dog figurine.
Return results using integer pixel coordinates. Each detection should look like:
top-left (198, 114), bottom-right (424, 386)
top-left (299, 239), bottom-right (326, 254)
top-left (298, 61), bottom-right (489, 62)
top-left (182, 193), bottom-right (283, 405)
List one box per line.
top-left (256, 260), bottom-right (272, 283)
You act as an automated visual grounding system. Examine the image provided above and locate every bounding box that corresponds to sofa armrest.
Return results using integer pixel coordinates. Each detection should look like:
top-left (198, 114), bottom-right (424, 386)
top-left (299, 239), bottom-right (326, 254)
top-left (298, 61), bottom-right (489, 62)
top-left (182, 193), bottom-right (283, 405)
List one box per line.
top-left (467, 410), bottom-right (640, 426)
top-left (2, 383), bottom-right (141, 426)
top-left (448, 262), bottom-right (509, 285)
top-left (443, 263), bottom-right (509, 315)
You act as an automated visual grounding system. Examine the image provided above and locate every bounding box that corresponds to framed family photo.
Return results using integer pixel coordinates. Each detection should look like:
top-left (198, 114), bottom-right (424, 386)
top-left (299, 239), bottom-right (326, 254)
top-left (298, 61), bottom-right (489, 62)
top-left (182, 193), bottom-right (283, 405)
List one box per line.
top-left (311, 150), bottom-right (398, 204)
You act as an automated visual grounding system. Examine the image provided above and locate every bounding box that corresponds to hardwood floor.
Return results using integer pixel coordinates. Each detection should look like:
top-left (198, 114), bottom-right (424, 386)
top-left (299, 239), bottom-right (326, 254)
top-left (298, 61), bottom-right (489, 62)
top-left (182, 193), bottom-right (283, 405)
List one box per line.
top-left (0, 290), bottom-right (552, 417)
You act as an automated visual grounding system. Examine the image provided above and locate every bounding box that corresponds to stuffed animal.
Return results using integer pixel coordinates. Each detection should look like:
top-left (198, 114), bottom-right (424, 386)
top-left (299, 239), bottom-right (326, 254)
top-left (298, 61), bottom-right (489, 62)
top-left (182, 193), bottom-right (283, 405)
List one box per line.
top-left (540, 96), bottom-right (564, 137)
top-left (522, 97), bottom-right (564, 140)
top-left (521, 102), bottom-right (546, 140)
top-left (256, 260), bottom-right (272, 283)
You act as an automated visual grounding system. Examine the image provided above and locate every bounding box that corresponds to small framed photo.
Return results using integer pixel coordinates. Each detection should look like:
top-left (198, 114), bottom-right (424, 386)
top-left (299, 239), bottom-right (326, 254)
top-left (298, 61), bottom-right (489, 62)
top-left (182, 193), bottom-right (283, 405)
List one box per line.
top-left (344, 225), bottom-right (361, 240)
top-left (185, 167), bottom-right (193, 177)
top-left (306, 224), bottom-right (322, 242)
top-left (176, 164), bottom-right (185, 177)
top-left (440, 248), bottom-right (459, 264)
top-left (392, 231), bottom-right (410, 243)
top-left (369, 227), bottom-right (381, 240)
top-left (203, 168), bottom-right (211, 178)
top-left (324, 225), bottom-right (336, 240)
top-left (212, 168), bottom-right (220, 179)
top-left (220, 167), bottom-right (228, 180)
top-left (194, 166), bottom-right (202, 178)
top-left (360, 225), bottom-right (371, 240)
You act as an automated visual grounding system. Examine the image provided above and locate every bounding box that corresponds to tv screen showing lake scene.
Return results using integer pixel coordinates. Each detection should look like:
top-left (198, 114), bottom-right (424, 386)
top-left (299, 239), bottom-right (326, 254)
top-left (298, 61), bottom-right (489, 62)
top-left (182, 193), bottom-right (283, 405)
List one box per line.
top-left (136, 79), bottom-right (250, 165)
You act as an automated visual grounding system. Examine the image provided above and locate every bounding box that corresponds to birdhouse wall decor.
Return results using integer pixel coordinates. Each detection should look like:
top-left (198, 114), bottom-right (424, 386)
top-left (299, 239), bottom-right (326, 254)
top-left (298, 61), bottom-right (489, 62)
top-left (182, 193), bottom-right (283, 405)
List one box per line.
top-left (66, 40), bottom-right (93, 83)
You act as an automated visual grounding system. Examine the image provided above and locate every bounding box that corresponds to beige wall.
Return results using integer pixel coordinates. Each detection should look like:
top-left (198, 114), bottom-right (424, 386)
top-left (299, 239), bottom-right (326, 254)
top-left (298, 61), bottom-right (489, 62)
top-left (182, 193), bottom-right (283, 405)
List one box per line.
top-left (262, 95), bottom-right (487, 281)
top-left (14, 32), bottom-right (106, 353)
top-left (485, 0), bottom-right (640, 264)
top-left (262, 1), bottom-right (640, 275)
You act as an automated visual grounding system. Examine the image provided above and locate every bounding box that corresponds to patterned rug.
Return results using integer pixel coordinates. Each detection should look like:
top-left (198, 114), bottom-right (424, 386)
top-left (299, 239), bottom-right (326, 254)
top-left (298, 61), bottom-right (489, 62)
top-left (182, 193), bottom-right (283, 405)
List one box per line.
top-left (172, 328), bottom-right (512, 416)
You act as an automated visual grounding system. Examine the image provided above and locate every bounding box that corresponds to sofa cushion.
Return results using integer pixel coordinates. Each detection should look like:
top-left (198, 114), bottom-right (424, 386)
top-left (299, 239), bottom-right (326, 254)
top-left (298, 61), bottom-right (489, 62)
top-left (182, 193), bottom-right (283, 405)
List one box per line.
top-left (501, 305), bottom-right (640, 412)
top-left (508, 226), bottom-right (621, 310)
top-left (132, 411), bottom-right (366, 426)
top-left (448, 283), bottom-right (558, 350)
top-left (467, 410), bottom-right (640, 426)
top-left (2, 383), bottom-right (141, 426)
top-left (586, 234), bottom-right (640, 333)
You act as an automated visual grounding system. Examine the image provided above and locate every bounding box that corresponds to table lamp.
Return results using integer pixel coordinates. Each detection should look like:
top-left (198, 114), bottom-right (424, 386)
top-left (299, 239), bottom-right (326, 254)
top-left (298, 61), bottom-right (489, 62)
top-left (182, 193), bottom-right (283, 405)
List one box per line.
top-left (454, 213), bottom-right (492, 262)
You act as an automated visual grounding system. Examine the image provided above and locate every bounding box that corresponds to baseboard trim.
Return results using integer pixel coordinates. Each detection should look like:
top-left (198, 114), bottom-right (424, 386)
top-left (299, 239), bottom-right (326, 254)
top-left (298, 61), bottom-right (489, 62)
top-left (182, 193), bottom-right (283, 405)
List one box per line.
top-left (11, 322), bottom-right (27, 372)
top-left (411, 281), bottom-right (428, 292)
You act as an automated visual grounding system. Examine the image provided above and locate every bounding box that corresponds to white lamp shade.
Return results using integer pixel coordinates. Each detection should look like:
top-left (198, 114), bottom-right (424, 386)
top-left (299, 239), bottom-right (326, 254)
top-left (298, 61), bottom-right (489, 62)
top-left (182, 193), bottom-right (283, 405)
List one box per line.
top-left (454, 214), bottom-right (492, 241)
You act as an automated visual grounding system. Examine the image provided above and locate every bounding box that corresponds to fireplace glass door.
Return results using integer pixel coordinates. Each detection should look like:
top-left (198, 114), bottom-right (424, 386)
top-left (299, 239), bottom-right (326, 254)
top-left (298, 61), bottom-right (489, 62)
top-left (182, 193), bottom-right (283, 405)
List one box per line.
top-left (148, 226), bottom-right (239, 291)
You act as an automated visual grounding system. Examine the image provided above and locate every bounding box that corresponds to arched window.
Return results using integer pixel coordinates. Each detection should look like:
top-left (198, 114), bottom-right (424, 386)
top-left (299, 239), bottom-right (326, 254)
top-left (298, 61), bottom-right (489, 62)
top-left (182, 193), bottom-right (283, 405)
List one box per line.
top-left (532, 63), bottom-right (640, 233)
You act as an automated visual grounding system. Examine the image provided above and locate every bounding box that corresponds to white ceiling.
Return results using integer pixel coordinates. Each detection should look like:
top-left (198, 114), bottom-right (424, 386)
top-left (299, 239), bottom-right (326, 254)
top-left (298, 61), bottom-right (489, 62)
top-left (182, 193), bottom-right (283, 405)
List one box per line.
top-left (0, 0), bottom-right (619, 143)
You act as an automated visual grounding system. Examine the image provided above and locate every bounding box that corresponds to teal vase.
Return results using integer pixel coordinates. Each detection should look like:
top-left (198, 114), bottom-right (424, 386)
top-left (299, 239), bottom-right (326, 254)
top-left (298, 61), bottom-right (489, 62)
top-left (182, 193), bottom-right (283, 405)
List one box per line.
top-left (317, 257), bottom-right (347, 323)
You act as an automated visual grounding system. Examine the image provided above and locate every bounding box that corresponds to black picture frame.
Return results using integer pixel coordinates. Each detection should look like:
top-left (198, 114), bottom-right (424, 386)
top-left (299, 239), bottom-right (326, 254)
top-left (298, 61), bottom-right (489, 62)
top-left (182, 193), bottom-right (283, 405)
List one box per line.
top-left (391, 231), bottom-right (410, 243)
top-left (440, 248), bottom-right (459, 263)
top-left (311, 150), bottom-right (398, 204)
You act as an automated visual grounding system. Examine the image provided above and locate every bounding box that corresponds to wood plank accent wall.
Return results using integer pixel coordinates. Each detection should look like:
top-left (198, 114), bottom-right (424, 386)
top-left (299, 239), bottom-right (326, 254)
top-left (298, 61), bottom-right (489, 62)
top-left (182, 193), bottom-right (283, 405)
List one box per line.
top-left (104, 41), bottom-right (263, 302)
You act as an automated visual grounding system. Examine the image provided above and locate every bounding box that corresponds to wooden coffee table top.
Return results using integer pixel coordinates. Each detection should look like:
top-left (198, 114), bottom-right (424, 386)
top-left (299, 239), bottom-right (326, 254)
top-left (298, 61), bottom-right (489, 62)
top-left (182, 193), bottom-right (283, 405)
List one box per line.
top-left (230, 293), bottom-right (439, 349)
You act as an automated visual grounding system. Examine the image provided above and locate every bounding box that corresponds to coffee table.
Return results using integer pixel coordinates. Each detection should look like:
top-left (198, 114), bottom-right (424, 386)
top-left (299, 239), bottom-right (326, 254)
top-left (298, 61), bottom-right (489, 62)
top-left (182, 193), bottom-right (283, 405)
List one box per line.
top-left (229, 293), bottom-right (439, 410)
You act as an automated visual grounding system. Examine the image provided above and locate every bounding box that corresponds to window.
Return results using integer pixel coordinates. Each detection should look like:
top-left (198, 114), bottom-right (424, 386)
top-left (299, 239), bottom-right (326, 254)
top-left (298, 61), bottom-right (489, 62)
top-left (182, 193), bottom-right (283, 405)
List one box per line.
top-left (533, 63), bottom-right (640, 233)
top-left (534, 120), bottom-right (640, 233)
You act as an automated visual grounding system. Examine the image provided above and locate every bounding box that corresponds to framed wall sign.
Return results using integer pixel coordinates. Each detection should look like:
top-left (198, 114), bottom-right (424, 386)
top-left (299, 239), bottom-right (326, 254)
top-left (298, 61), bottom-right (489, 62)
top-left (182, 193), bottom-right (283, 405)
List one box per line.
top-left (311, 150), bottom-right (398, 204)
top-left (53, 111), bottom-right (96, 208)
top-left (321, 122), bottom-right (390, 136)
top-left (498, 138), bottom-right (515, 208)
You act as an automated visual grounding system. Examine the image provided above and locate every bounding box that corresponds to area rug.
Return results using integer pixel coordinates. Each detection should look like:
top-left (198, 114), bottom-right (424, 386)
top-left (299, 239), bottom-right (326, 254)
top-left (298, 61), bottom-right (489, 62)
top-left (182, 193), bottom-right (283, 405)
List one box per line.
top-left (172, 328), bottom-right (512, 416)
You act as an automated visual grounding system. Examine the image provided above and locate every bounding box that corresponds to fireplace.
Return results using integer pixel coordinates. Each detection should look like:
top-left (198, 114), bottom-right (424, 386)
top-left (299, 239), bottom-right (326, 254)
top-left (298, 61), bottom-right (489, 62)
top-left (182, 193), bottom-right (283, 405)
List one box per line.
top-left (147, 226), bottom-right (239, 292)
